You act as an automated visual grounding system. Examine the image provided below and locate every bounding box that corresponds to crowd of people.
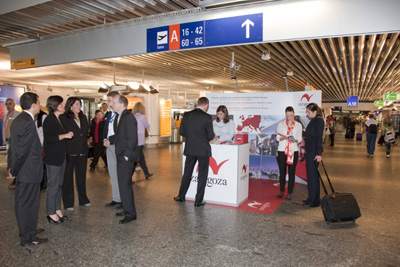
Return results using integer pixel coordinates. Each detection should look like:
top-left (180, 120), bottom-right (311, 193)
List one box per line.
top-left (6, 91), bottom-right (153, 246)
top-left (323, 112), bottom-right (397, 158)
top-left (5, 91), bottom-right (396, 247)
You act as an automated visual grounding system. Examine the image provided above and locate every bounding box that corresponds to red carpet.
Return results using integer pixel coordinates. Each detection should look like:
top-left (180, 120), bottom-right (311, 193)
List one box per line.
top-left (183, 179), bottom-right (297, 215)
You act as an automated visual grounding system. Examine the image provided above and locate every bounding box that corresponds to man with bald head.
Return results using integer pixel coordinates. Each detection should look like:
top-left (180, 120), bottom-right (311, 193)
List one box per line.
top-left (3, 98), bottom-right (20, 189)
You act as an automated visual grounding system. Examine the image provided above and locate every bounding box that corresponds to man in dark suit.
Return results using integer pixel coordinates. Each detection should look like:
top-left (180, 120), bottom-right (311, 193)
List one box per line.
top-left (112, 94), bottom-right (139, 224)
top-left (103, 91), bottom-right (121, 208)
top-left (174, 97), bottom-right (214, 207)
top-left (9, 92), bottom-right (48, 246)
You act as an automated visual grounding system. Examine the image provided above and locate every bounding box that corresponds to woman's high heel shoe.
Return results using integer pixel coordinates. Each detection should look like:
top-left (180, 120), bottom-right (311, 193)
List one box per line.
top-left (58, 215), bottom-right (68, 220)
top-left (47, 215), bottom-right (63, 224)
top-left (285, 194), bottom-right (292, 201)
top-left (276, 192), bottom-right (284, 199)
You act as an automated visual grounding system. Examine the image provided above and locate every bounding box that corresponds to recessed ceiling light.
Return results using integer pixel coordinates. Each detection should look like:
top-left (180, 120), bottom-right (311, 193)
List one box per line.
top-left (0, 62), bottom-right (10, 70)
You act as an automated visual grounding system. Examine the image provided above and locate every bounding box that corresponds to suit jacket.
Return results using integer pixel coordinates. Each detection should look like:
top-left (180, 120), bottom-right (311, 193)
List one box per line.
top-left (9, 111), bottom-right (43, 183)
top-left (60, 113), bottom-right (89, 156)
top-left (180, 108), bottom-right (214, 157)
top-left (89, 118), bottom-right (106, 144)
top-left (115, 109), bottom-right (139, 161)
top-left (305, 114), bottom-right (325, 156)
top-left (103, 111), bottom-right (119, 144)
top-left (43, 113), bottom-right (67, 166)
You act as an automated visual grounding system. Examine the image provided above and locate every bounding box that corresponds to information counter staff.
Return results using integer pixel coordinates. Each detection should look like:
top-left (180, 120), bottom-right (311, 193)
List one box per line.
top-left (276, 106), bottom-right (302, 201)
top-left (212, 105), bottom-right (235, 142)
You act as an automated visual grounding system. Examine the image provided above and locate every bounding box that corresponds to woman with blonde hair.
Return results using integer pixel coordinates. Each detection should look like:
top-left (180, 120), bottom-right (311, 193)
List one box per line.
top-left (133, 102), bottom-right (153, 179)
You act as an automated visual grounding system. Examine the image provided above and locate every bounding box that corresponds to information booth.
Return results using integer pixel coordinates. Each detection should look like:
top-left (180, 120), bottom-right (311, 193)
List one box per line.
top-left (183, 143), bottom-right (250, 207)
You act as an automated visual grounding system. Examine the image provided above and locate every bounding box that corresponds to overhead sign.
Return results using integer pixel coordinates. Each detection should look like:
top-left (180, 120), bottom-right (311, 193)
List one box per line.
top-left (205, 13), bottom-right (263, 47)
top-left (374, 101), bottom-right (385, 107)
top-left (383, 93), bottom-right (400, 101)
top-left (347, 96), bottom-right (359, 107)
top-left (147, 13), bottom-right (263, 53)
top-left (10, 57), bottom-right (37, 69)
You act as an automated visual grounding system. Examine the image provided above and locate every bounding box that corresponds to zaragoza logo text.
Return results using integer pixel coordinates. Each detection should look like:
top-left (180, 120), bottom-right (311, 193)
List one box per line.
top-left (192, 157), bottom-right (229, 187)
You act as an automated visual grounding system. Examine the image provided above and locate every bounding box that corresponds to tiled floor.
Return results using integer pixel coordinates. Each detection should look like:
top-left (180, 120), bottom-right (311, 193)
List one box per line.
top-left (1, 135), bottom-right (399, 266)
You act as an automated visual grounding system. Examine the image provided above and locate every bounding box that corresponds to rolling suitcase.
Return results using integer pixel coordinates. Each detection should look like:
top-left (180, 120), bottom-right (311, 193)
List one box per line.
top-left (318, 161), bottom-right (361, 224)
top-left (345, 129), bottom-right (350, 139)
top-left (356, 133), bottom-right (362, 141)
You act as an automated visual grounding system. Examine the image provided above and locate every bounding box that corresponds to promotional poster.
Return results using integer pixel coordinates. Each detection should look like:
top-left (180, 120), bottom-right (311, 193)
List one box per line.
top-left (207, 91), bottom-right (322, 183)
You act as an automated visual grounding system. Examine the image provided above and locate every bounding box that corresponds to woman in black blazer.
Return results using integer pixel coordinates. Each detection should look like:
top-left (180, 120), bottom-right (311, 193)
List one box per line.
top-left (60, 97), bottom-right (90, 210)
top-left (304, 103), bottom-right (325, 207)
top-left (43, 96), bottom-right (74, 223)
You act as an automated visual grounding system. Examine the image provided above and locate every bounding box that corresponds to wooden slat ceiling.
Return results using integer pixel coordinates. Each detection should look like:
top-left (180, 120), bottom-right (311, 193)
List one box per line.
top-left (0, 0), bottom-right (399, 102)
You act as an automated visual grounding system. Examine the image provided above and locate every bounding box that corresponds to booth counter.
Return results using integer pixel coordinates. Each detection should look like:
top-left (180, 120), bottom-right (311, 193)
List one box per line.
top-left (183, 143), bottom-right (250, 207)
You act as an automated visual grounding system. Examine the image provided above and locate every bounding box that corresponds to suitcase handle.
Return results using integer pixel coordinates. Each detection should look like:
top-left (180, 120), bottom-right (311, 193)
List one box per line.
top-left (315, 160), bottom-right (336, 194)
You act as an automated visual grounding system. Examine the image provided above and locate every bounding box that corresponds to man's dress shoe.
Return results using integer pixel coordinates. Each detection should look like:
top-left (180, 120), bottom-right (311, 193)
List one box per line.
top-left (105, 201), bottom-right (121, 207)
top-left (20, 237), bottom-right (48, 247)
top-left (35, 229), bottom-right (45, 235)
top-left (174, 196), bottom-right (185, 202)
top-left (194, 201), bottom-right (206, 207)
top-left (119, 217), bottom-right (137, 224)
top-left (116, 211), bottom-right (126, 216)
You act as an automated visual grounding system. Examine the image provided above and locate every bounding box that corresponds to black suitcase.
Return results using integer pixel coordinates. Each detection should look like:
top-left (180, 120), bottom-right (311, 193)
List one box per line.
top-left (345, 129), bottom-right (350, 139)
top-left (318, 161), bottom-right (361, 224)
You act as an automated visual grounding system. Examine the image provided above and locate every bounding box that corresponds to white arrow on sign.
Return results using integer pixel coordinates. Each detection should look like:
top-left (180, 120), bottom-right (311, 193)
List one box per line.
top-left (241, 19), bottom-right (254, 39)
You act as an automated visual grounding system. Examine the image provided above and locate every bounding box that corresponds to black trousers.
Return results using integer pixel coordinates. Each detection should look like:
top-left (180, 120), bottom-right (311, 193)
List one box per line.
top-left (330, 134), bottom-right (335, 146)
top-left (62, 155), bottom-right (90, 208)
top-left (90, 142), bottom-right (106, 168)
top-left (277, 151), bottom-right (298, 194)
top-left (178, 155), bottom-right (209, 204)
top-left (305, 154), bottom-right (320, 206)
top-left (137, 145), bottom-right (150, 176)
top-left (15, 182), bottom-right (40, 245)
top-left (117, 156), bottom-right (136, 218)
top-left (349, 129), bottom-right (355, 139)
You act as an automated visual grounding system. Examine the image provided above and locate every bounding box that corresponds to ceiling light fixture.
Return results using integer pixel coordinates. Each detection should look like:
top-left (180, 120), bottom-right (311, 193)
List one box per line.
top-left (261, 50), bottom-right (271, 61)
top-left (97, 64), bottom-right (158, 94)
top-left (128, 82), bottom-right (139, 89)
top-left (287, 69), bottom-right (294, 76)
top-left (0, 35), bottom-right (40, 47)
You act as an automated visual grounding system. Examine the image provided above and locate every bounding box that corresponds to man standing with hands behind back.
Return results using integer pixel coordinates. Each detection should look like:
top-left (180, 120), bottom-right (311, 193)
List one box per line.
top-left (9, 92), bottom-right (48, 246)
top-left (112, 94), bottom-right (139, 224)
top-left (174, 97), bottom-right (214, 207)
top-left (3, 98), bottom-right (20, 189)
top-left (103, 91), bottom-right (121, 208)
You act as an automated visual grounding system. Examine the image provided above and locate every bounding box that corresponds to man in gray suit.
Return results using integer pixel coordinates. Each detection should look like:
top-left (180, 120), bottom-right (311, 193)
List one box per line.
top-left (9, 92), bottom-right (48, 246)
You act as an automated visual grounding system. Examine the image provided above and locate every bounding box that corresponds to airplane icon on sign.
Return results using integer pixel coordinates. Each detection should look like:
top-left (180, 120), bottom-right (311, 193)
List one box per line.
top-left (158, 34), bottom-right (167, 41)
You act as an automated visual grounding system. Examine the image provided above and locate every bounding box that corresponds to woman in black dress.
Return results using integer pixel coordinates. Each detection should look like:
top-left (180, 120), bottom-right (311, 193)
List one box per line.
top-left (304, 103), bottom-right (324, 207)
top-left (60, 97), bottom-right (90, 210)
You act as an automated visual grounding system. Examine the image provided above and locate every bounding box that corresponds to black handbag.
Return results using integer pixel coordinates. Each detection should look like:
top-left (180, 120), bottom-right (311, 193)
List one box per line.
top-left (145, 129), bottom-right (149, 138)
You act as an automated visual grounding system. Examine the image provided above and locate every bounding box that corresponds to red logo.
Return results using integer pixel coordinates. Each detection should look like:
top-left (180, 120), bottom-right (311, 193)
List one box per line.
top-left (242, 165), bottom-right (247, 174)
top-left (196, 157), bottom-right (229, 175)
top-left (301, 94), bottom-right (313, 102)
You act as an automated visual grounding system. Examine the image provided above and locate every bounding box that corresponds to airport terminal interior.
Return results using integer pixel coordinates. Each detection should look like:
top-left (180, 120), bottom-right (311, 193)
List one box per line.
top-left (0, 0), bottom-right (400, 266)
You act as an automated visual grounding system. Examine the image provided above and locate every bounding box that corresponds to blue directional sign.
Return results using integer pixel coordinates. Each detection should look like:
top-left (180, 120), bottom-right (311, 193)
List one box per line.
top-left (205, 13), bottom-right (263, 47)
top-left (347, 96), bottom-right (359, 107)
top-left (146, 13), bottom-right (263, 53)
top-left (180, 21), bottom-right (205, 49)
top-left (147, 26), bottom-right (169, 53)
